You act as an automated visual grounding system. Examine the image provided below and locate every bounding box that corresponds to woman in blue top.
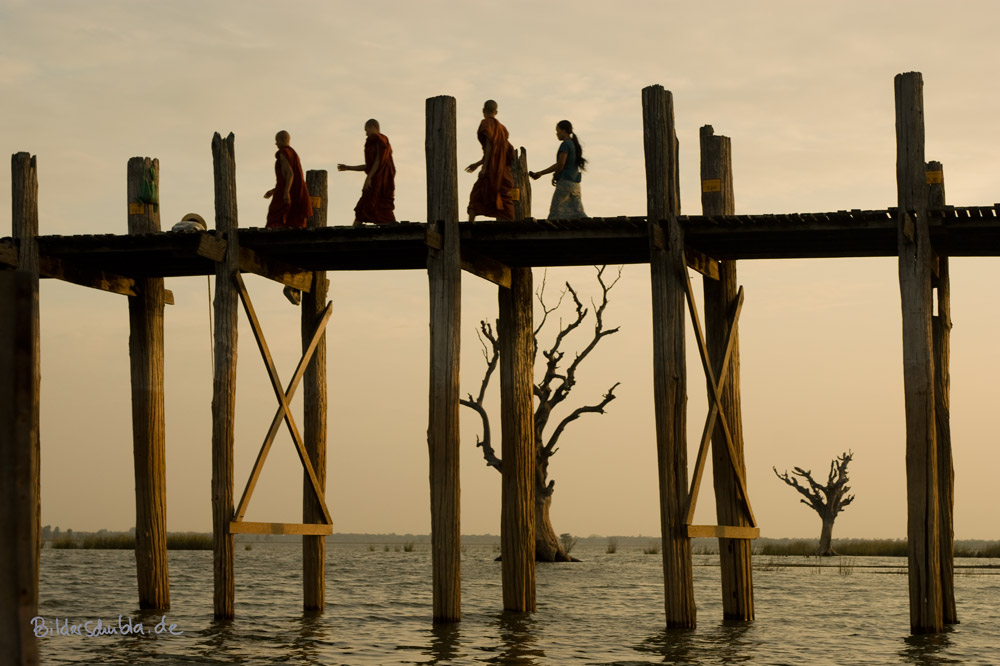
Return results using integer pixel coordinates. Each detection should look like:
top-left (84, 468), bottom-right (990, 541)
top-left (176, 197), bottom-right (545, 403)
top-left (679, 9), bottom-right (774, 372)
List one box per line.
top-left (529, 119), bottom-right (587, 220)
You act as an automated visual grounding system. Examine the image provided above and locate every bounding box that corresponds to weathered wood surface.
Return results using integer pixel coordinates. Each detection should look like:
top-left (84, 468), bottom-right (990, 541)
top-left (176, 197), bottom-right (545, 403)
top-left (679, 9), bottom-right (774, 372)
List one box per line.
top-left (126, 157), bottom-right (169, 610)
top-left (510, 147), bottom-right (532, 220)
top-left (700, 126), bottom-right (754, 622)
top-left (0, 271), bottom-right (39, 666)
top-left (232, 274), bottom-right (332, 526)
top-left (460, 247), bottom-right (511, 287)
top-left (9, 207), bottom-right (1000, 280)
top-left (228, 522), bottom-right (333, 536)
top-left (643, 84), bottom-right (696, 629)
top-left (211, 133), bottom-right (238, 620)
top-left (928, 161), bottom-right (956, 625)
top-left (10, 153), bottom-right (41, 626)
top-left (687, 525), bottom-right (759, 539)
top-left (238, 246), bottom-right (312, 292)
top-left (895, 72), bottom-right (943, 634)
top-left (499, 266), bottom-right (536, 612)
top-left (425, 95), bottom-right (462, 623)
top-left (302, 169), bottom-right (329, 612)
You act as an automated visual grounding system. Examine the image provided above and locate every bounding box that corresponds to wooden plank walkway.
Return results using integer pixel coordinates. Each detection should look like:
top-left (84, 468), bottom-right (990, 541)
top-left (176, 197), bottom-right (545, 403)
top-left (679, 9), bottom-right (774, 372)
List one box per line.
top-left (3, 206), bottom-right (998, 281)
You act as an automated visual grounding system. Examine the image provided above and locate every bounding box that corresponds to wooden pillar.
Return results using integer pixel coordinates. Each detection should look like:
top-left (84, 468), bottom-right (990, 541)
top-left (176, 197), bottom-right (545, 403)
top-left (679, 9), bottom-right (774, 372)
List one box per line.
top-left (894, 71), bottom-right (942, 634)
top-left (126, 157), bottom-right (170, 610)
top-left (302, 169), bottom-right (328, 612)
top-left (499, 266), bottom-right (535, 612)
top-left (211, 133), bottom-right (239, 620)
top-left (425, 96), bottom-right (461, 622)
top-left (699, 126), bottom-right (753, 621)
top-left (10, 152), bottom-right (41, 612)
top-left (927, 161), bottom-right (956, 625)
top-left (642, 85), bottom-right (695, 628)
top-left (510, 147), bottom-right (532, 220)
top-left (0, 270), bottom-right (39, 666)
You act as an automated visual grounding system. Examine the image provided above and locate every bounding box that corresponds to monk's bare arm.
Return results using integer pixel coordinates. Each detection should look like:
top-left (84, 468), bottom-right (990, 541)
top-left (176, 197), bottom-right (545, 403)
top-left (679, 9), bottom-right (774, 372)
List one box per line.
top-left (337, 164), bottom-right (366, 172)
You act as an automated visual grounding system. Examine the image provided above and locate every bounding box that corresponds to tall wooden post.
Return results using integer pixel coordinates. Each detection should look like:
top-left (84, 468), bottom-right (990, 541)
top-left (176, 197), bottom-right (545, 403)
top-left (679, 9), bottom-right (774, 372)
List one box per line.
top-left (510, 147), bottom-right (532, 220)
top-left (0, 270), bottom-right (39, 666)
top-left (126, 157), bottom-right (169, 610)
top-left (699, 126), bottom-right (753, 620)
top-left (10, 152), bottom-right (41, 613)
top-left (302, 169), bottom-right (329, 612)
top-left (894, 72), bottom-right (942, 634)
top-left (499, 266), bottom-right (535, 612)
top-left (642, 85), bottom-right (696, 628)
top-left (211, 133), bottom-right (239, 620)
top-left (927, 160), bottom-right (956, 625)
top-left (425, 96), bottom-right (461, 622)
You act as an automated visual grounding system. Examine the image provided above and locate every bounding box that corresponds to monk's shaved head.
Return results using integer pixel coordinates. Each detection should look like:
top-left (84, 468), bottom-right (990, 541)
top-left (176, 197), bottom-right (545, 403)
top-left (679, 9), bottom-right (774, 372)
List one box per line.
top-left (483, 99), bottom-right (498, 114)
top-left (275, 130), bottom-right (290, 146)
top-left (365, 119), bottom-right (380, 131)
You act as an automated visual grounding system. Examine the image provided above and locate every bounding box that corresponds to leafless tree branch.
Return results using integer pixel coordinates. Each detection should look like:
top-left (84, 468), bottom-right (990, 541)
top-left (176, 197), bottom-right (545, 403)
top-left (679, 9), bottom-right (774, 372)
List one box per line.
top-left (459, 394), bottom-right (501, 471)
top-left (542, 382), bottom-right (620, 459)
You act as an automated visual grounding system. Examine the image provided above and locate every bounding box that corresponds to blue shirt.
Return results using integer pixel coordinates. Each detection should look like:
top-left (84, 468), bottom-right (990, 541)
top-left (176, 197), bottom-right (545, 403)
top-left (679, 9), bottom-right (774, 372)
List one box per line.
top-left (557, 139), bottom-right (581, 183)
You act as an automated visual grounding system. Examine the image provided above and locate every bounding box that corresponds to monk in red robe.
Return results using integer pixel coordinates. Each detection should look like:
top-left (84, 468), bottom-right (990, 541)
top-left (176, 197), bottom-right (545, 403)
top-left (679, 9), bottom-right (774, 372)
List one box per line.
top-left (264, 130), bottom-right (313, 229)
top-left (337, 119), bottom-right (396, 226)
top-left (465, 99), bottom-right (515, 221)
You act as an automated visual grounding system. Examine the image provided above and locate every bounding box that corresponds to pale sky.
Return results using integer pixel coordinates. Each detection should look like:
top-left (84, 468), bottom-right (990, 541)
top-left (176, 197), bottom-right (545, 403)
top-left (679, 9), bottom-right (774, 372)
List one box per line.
top-left (3, 1), bottom-right (999, 541)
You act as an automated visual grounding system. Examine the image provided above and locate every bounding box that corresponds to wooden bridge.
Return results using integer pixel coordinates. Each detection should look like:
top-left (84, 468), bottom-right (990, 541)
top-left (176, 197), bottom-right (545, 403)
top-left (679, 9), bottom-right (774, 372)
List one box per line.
top-left (0, 71), bottom-right (985, 661)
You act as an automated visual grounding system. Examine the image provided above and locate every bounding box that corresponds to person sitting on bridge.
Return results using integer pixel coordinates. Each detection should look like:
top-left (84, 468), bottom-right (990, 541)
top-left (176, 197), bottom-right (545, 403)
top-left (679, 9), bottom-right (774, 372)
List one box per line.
top-left (465, 99), bottom-right (515, 222)
top-left (338, 119), bottom-right (397, 227)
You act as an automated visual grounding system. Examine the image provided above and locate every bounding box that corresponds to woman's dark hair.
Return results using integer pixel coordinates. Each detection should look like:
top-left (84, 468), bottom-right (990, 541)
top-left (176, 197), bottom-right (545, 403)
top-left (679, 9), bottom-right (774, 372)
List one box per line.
top-left (557, 120), bottom-right (587, 171)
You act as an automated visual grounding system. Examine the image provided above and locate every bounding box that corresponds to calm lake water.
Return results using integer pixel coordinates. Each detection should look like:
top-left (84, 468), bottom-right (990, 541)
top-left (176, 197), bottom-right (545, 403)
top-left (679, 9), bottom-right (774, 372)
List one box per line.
top-left (36, 543), bottom-right (999, 665)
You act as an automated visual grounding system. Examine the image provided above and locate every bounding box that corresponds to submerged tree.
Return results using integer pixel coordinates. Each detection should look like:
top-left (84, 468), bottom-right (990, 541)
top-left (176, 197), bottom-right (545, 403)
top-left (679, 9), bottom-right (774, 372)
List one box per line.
top-left (462, 266), bottom-right (621, 561)
top-left (773, 451), bottom-right (856, 556)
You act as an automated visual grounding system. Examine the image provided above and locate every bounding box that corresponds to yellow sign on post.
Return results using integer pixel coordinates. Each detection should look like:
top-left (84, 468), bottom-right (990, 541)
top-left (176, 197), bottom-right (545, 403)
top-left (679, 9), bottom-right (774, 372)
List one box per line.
top-left (128, 203), bottom-right (146, 215)
top-left (925, 170), bottom-right (943, 184)
top-left (310, 196), bottom-right (322, 209)
top-left (702, 179), bottom-right (722, 193)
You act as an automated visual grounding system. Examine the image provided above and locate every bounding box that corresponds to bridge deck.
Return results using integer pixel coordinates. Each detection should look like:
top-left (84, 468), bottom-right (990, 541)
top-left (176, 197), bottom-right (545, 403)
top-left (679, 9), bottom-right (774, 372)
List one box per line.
top-left (2, 206), bottom-right (998, 280)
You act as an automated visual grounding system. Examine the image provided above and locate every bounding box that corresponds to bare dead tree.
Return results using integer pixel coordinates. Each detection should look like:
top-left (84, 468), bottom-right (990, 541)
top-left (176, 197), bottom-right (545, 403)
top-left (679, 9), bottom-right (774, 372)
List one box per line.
top-left (773, 451), bottom-right (856, 556)
top-left (461, 265), bottom-right (622, 561)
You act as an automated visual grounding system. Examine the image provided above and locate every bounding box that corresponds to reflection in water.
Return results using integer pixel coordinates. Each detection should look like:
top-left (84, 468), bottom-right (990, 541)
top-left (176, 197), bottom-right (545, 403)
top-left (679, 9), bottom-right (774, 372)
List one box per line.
top-left (199, 618), bottom-right (240, 664)
top-left (636, 626), bottom-right (696, 663)
top-left (487, 611), bottom-right (545, 665)
top-left (422, 621), bottom-right (462, 665)
top-left (289, 611), bottom-right (327, 665)
top-left (637, 621), bottom-right (756, 665)
top-left (900, 629), bottom-right (962, 666)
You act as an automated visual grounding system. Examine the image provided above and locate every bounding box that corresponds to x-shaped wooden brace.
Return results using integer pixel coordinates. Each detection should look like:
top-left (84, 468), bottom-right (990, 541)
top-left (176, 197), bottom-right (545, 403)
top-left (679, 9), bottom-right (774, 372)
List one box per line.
top-left (681, 256), bottom-right (757, 529)
top-left (231, 272), bottom-right (333, 529)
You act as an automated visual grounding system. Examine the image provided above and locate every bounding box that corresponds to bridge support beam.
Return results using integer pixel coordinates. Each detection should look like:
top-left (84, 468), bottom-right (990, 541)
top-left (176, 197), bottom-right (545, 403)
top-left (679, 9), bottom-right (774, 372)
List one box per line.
top-left (643, 84), bottom-right (696, 629)
top-left (499, 266), bottom-right (536, 612)
top-left (425, 95), bottom-right (462, 623)
top-left (895, 71), bottom-right (943, 634)
top-left (126, 157), bottom-right (170, 610)
top-left (211, 133), bottom-right (239, 620)
top-left (699, 126), bottom-right (754, 621)
top-left (302, 170), bottom-right (329, 611)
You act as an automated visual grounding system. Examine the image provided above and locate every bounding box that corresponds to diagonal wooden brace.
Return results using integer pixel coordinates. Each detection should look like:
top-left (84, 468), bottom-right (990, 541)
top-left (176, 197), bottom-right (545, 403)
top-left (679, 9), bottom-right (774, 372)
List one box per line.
top-left (232, 273), bottom-right (333, 526)
top-left (681, 258), bottom-right (756, 528)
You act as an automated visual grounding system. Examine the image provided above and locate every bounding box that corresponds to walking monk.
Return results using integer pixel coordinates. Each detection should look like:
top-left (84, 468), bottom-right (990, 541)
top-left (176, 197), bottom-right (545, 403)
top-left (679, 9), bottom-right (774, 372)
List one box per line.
top-left (338, 119), bottom-right (396, 226)
top-left (465, 99), bottom-right (515, 221)
top-left (264, 130), bottom-right (313, 229)
top-left (264, 130), bottom-right (313, 305)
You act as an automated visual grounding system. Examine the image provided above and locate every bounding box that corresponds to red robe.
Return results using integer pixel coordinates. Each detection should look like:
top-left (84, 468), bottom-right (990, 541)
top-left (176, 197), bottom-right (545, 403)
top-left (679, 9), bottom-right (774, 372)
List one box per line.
top-left (468, 117), bottom-right (514, 220)
top-left (353, 133), bottom-right (396, 224)
top-left (266, 145), bottom-right (313, 229)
